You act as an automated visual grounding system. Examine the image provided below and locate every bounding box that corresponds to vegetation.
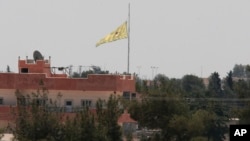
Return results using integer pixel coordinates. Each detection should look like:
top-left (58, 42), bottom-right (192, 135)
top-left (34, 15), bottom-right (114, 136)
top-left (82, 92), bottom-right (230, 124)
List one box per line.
top-left (6, 65), bottom-right (11, 72)
top-left (10, 89), bottom-right (122, 141)
top-left (130, 73), bottom-right (230, 141)
top-left (96, 95), bottom-right (123, 141)
top-left (0, 128), bottom-right (4, 140)
top-left (71, 67), bottom-right (109, 78)
top-left (3, 65), bottom-right (250, 141)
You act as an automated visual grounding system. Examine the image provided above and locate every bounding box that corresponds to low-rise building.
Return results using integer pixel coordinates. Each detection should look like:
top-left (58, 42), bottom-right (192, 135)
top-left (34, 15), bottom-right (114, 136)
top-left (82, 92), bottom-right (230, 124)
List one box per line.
top-left (0, 51), bottom-right (136, 128)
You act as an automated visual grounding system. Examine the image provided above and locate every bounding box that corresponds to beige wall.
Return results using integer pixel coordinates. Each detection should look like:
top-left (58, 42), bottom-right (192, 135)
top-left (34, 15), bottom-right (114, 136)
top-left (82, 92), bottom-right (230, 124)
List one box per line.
top-left (0, 89), bottom-right (17, 105)
top-left (47, 90), bottom-right (123, 107)
top-left (0, 120), bottom-right (9, 128)
top-left (0, 89), bottom-right (123, 107)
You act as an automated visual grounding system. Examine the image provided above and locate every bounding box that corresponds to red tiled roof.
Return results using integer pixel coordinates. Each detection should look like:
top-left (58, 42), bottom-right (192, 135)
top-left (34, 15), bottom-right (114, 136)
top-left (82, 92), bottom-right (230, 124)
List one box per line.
top-left (117, 110), bottom-right (137, 124)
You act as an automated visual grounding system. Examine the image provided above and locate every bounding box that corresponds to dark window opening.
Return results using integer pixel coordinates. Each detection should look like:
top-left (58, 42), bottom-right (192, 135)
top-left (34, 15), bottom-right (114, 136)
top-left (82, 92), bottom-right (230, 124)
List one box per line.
top-left (65, 101), bottom-right (72, 106)
top-left (82, 100), bottom-right (92, 107)
top-left (17, 97), bottom-right (27, 106)
top-left (21, 68), bottom-right (29, 73)
top-left (131, 93), bottom-right (136, 99)
top-left (123, 91), bottom-right (130, 100)
top-left (65, 100), bottom-right (73, 112)
top-left (0, 98), bottom-right (3, 105)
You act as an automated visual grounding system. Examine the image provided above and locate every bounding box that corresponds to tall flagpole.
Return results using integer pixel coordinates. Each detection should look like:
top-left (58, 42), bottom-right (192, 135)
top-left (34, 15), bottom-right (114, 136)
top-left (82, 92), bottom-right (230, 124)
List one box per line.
top-left (127, 3), bottom-right (130, 74)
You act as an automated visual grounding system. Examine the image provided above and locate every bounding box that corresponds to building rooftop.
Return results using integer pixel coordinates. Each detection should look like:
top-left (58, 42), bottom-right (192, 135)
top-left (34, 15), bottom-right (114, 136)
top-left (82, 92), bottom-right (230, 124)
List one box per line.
top-left (118, 110), bottom-right (137, 124)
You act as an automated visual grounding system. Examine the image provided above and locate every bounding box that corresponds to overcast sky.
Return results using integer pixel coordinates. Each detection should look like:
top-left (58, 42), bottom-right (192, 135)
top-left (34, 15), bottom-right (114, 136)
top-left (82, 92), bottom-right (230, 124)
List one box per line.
top-left (0, 0), bottom-right (250, 79)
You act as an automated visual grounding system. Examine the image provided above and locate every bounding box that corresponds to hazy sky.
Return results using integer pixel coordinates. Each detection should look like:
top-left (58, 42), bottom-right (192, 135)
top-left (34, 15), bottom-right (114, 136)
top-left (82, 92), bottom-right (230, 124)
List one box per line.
top-left (1, 0), bottom-right (250, 79)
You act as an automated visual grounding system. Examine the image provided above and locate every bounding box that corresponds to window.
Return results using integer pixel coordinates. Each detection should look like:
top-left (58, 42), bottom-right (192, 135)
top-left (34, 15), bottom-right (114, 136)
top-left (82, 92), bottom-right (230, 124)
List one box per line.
top-left (21, 68), bottom-right (28, 73)
top-left (0, 98), bottom-right (3, 105)
top-left (65, 100), bottom-right (73, 112)
top-left (82, 99), bottom-right (92, 107)
top-left (65, 100), bottom-right (73, 106)
top-left (123, 91), bottom-right (130, 100)
top-left (17, 97), bottom-right (27, 106)
top-left (131, 93), bottom-right (136, 99)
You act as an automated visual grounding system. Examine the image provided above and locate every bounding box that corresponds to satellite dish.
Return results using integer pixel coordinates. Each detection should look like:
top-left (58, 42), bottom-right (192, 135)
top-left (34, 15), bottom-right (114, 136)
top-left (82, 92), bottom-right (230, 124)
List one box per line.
top-left (33, 50), bottom-right (44, 61)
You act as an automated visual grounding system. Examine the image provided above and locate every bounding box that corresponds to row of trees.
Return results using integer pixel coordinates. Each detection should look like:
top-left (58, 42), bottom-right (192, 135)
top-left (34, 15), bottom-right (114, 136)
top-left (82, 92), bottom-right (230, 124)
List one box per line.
top-left (128, 93), bottom-right (230, 141)
top-left (5, 89), bottom-right (124, 141)
top-left (232, 64), bottom-right (250, 78)
top-left (136, 71), bottom-right (250, 99)
top-left (129, 71), bottom-right (250, 141)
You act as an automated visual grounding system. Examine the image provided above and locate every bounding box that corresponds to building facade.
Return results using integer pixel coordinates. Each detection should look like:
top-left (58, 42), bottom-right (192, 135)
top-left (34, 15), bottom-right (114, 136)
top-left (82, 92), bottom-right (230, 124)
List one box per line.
top-left (0, 55), bottom-right (136, 109)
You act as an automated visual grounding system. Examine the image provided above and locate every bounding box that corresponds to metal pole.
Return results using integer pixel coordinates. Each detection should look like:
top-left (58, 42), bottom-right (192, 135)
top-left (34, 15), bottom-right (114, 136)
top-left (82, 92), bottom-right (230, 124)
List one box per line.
top-left (127, 3), bottom-right (130, 74)
top-left (151, 66), bottom-right (154, 80)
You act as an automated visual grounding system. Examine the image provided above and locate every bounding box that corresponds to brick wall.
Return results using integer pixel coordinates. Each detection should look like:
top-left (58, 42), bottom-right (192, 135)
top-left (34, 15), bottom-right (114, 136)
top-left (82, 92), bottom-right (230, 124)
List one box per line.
top-left (0, 73), bottom-right (135, 92)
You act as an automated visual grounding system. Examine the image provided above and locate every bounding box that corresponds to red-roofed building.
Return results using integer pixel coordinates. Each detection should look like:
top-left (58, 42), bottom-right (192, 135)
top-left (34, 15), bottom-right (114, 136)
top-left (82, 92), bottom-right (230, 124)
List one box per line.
top-left (0, 52), bottom-right (136, 128)
top-left (118, 110), bottom-right (138, 135)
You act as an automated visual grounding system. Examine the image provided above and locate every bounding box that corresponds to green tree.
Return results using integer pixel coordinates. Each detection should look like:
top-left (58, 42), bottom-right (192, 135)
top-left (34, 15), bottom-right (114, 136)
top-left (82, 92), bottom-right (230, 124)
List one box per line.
top-left (168, 115), bottom-right (190, 141)
top-left (96, 94), bottom-right (122, 141)
top-left (72, 70), bottom-right (109, 78)
top-left (188, 110), bottom-right (206, 137)
top-left (234, 79), bottom-right (250, 98)
top-left (225, 71), bottom-right (233, 91)
top-left (245, 65), bottom-right (250, 78)
top-left (166, 78), bottom-right (183, 94)
top-left (232, 64), bottom-right (245, 78)
top-left (207, 72), bottom-right (223, 97)
top-left (205, 102), bottom-right (228, 141)
top-left (135, 76), bottom-right (143, 93)
top-left (151, 74), bottom-right (182, 95)
top-left (187, 109), bottom-right (228, 141)
top-left (71, 72), bottom-right (81, 78)
top-left (129, 93), bottom-right (189, 141)
top-left (181, 74), bottom-right (205, 98)
top-left (153, 74), bottom-right (169, 92)
top-left (0, 128), bottom-right (4, 140)
top-left (6, 65), bottom-right (10, 72)
top-left (63, 108), bottom-right (99, 141)
top-left (239, 103), bottom-right (250, 124)
top-left (81, 70), bottom-right (94, 78)
top-left (13, 89), bottom-right (63, 141)
top-left (222, 71), bottom-right (235, 98)
top-left (140, 80), bottom-right (149, 94)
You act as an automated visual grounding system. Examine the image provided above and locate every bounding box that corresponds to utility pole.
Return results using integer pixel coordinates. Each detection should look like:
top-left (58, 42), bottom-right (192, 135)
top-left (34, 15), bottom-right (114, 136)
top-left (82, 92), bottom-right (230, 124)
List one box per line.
top-left (127, 3), bottom-right (131, 74)
top-left (137, 66), bottom-right (141, 77)
top-left (151, 66), bottom-right (158, 80)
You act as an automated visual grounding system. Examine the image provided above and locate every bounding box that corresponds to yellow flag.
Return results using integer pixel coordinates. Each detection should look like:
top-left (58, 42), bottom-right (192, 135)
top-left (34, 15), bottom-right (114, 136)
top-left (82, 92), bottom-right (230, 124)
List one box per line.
top-left (96, 21), bottom-right (128, 47)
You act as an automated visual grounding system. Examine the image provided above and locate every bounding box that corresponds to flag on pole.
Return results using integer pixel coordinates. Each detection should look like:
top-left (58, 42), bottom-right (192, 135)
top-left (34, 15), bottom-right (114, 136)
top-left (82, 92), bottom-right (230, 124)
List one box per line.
top-left (96, 21), bottom-right (128, 47)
